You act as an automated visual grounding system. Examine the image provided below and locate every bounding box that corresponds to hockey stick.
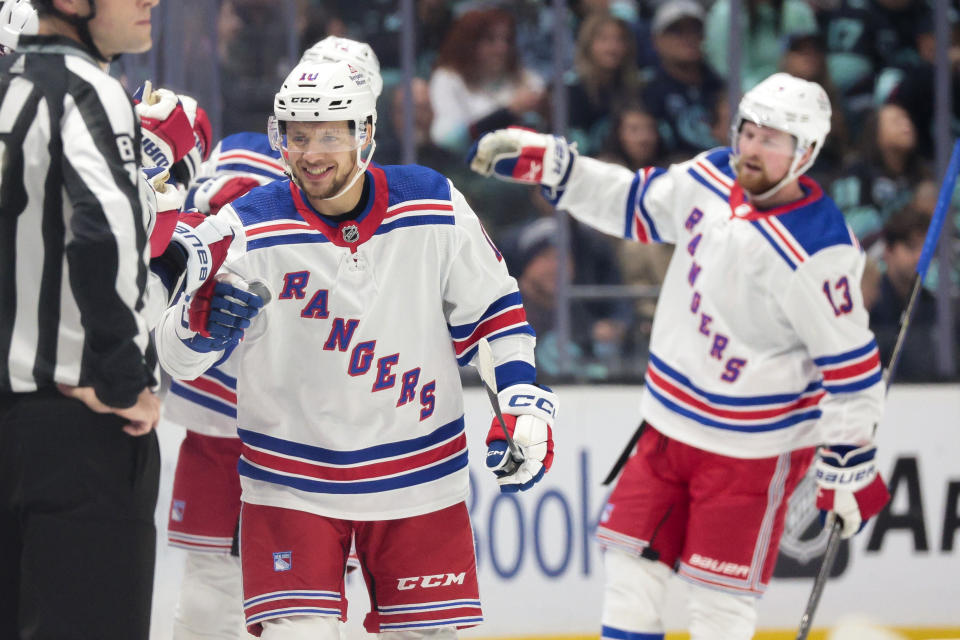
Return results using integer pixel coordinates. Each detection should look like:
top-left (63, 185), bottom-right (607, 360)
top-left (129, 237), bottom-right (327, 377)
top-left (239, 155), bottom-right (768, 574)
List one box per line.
top-left (476, 337), bottom-right (525, 475)
top-left (602, 421), bottom-right (646, 485)
top-left (795, 137), bottom-right (960, 640)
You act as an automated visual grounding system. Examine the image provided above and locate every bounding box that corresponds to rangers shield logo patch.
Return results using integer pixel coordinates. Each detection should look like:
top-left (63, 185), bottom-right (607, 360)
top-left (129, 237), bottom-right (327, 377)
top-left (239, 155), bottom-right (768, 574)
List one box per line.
top-left (171, 500), bottom-right (185, 522)
top-left (273, 551), bottom-right (292, 572)
top-left (342, 224), bottom-right (359, 243)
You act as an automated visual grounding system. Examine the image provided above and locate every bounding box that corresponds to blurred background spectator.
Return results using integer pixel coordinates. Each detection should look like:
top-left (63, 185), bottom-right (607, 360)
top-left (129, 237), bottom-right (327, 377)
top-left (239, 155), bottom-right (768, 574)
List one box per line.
top-left (428, 8), bottom-right (546, 153)
top-left (704, 0), bottom-right (819, 92)
top-left (566, 13), bottom-right (643, 154)
top-left (642, 0), bottom-right (725, 158)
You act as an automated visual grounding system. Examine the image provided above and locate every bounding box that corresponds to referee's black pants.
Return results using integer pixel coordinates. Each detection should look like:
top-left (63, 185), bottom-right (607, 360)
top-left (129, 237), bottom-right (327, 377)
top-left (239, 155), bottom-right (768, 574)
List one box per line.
top-left (0, 389), bottom-right (160, 640)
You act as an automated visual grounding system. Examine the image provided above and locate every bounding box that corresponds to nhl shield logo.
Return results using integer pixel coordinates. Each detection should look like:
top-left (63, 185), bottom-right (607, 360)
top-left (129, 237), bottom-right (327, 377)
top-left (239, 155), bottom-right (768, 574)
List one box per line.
top-left (342, 224), bottom-right (360, 243)
top-left (273, 551), bottom-right (292, 572)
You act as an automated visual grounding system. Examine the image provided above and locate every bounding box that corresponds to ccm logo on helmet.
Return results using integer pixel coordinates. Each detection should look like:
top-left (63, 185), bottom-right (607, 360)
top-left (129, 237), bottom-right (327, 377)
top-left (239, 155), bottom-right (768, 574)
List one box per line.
top-left (290, 97), bottom-right (321, 103)
top-left (397, 573), bottom-right (466, 590)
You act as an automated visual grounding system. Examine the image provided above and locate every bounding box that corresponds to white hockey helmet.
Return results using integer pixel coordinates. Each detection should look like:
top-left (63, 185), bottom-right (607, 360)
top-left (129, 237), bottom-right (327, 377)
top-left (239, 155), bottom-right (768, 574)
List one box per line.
top-left (0, 0), bottom-right (37, 55)
top-left (730, 72), bottom-right (832, 200)
top-left (269, 60), bottom-right (377, 200)
top-left (300, 35), bottom-right (383, 99)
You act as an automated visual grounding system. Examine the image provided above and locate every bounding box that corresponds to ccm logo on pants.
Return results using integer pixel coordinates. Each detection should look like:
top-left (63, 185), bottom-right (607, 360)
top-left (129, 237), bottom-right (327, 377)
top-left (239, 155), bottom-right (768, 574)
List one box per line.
top-left (397, 573), bottom-right (466, 590)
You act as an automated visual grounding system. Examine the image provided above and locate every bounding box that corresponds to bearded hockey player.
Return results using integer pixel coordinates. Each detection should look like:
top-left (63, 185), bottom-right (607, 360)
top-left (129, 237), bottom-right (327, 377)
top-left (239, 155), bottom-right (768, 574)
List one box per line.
top-left (469, 72), bottom-right (890, 640)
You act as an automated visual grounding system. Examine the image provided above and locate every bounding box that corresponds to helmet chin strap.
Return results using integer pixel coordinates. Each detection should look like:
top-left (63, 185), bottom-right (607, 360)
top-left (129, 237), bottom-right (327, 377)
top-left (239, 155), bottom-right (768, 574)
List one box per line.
top-left (320, 139), bottom-right (376, 201)
top-left (47, 0), bottom-right (115, 63)
top-left (735, 146), bottom-right (811, 204)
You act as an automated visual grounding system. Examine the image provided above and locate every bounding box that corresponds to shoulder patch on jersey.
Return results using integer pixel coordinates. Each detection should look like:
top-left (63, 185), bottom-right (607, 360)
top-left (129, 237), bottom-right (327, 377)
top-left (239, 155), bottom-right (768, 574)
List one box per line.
top-left (380, 164), bottom-right (452, 207)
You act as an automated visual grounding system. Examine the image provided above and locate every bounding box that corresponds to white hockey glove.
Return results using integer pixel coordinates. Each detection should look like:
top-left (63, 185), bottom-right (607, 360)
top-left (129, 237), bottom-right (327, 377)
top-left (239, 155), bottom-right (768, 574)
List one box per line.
top-left (815, 444), bottom-right (890, 539)
top-left (142, 166), bottom-right (185, 258)
top-left (467, 127), bottom-right (577, 204)
top-left (134, 81), bottom-right (197, 169)
top-left (485, 384), bottom-right (558, 493)
top-left (168, 211), bottom-right (234, 299)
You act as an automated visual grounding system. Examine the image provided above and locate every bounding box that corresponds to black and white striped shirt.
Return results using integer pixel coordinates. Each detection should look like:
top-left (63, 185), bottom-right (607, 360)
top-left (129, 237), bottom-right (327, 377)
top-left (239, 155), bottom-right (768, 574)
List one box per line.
top-left (0, 35), bottom-right (154, 408)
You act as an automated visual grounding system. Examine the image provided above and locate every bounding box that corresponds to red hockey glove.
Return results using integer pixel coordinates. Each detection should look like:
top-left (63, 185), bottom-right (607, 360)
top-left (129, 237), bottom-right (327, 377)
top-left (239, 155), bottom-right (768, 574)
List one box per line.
top-left (168, 211), bottom-right (234, 335)
top-left (134, 81), bottom-right (196, 168)
top-left (191, 175), bottom-right (265, 215)
top-left (485, 384), bottom-right (557, 493)
top-left (142, 166), bottom-right (185, 258)
top-left (169, 94), bottom-right (213, 188)
top-left (815, 444), bottom-right (890, 539)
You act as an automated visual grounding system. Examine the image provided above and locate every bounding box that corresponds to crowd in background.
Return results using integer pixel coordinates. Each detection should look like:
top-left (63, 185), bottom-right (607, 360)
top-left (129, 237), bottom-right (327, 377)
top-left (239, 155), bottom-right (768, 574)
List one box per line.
top-left (154, 0), bottom-right (960, 382)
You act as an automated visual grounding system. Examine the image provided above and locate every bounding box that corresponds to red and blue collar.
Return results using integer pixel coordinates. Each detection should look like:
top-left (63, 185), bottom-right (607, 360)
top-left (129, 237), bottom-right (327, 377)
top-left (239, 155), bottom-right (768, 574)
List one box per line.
top-left (289, 166), bottom-right (389, 250)
top-left (729, 175), bottom-right (824, 220)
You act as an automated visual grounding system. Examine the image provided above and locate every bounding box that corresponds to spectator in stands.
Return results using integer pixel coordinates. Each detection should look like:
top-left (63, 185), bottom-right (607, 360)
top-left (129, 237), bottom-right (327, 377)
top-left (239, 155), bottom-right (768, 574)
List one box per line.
top-left (869, 207), bottom-right (938, 380)
top-left (599, 102), bottom-right (662, 171)
top-left (641, 0), bottom-right (724, 158)
top-left (829, 103), bottom-right (929, 241)
top-left (503, 213), bottom-right (634, 379)
top-left (567, 13), bottom-right (643, 154)
top-left (822, 0), bottom-right (933, 134)
top-left (779, 32), bottom-right (851, 180)
top-left (704, 0), bottom-right (819, 92)
top-left (428, 8), bottom-right (546, 153)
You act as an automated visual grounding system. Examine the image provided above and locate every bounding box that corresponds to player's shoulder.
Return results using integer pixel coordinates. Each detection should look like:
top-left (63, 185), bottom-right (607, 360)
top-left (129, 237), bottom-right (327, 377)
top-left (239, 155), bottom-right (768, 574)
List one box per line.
top-left (377, 163), bottom-right (453, 207)
top-left (775, 178), bottom-right (858, 258)
top-left (211, 131), bottom-right (285, 179)
top-left (229, 178), bottom-right (298, 226)
top-left (216, 132), bottom-right (276, 156)
top-left (677, 146), bottom-right (738, 194)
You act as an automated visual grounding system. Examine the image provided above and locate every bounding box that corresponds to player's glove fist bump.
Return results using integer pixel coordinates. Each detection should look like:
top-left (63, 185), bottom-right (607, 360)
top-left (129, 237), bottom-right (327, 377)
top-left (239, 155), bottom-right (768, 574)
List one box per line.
top-left (485, 384), bottom-right (557, 493)
top-left (467, 127), bottom-right (576, 204)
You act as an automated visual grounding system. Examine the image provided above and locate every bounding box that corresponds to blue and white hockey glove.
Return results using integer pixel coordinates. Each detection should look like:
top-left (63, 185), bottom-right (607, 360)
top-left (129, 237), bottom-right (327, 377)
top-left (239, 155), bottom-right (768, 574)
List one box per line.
top-left (815, 444), bottom-right (890, 539)
top-left (485, 384), bottom-right (558, 493)
top-left (467, 127), bottom-right (576, 204)
top-left (174, 280), bottom-right (265, 353)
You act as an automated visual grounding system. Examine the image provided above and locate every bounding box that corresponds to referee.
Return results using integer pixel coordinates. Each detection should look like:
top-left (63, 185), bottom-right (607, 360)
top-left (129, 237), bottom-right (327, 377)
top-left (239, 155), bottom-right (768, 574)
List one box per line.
top-left (0, 0), bottom-right (162, 638)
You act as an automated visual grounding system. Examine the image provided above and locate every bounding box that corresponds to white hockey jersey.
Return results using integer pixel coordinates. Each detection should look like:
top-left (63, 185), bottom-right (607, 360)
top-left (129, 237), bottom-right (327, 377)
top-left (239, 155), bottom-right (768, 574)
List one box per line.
top-left (157, 164), bottom-right (537, 519)
top-left (164, 132), bottom-right (284, 437)
top-left (558, 148), bottom-right (884, 458)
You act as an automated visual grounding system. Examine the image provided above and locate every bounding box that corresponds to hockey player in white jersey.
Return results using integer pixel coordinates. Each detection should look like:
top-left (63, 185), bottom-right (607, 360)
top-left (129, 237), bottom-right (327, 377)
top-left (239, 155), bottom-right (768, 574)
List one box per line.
top-left (469, 73), bottom-right (890, 640)
top-left (156, 58), bottom-right (557, 640)
top-left (164, 38), bottom-right (382, 640)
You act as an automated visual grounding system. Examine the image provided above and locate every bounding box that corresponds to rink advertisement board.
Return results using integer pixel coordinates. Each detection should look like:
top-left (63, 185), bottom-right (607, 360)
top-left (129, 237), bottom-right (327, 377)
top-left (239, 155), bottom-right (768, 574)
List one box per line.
top-left (152, 384), bottom-right (960, 638)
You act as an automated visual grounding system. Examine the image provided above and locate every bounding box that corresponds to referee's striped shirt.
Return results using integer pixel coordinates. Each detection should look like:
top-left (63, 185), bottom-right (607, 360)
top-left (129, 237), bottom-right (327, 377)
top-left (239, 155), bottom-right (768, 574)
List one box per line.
top-left (0, 35), bottom-right (154, 408)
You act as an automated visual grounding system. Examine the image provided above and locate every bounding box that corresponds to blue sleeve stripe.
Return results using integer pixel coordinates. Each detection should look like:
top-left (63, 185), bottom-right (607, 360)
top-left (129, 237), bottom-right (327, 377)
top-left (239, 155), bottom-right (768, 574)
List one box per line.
top-left (602, 625), bottom-right (665, 640)
top-left (247, 233), bottom-right (331, 251)
top-left (203, 366), bottom-right (237, 388)
top-left (813, 340), bottom-right (878, 366)
top-left (646, 385), bottom-right (822, 432)
top-left (169, 383), bottom-right (237, 418)
top-left (237, 416), bottom-right (464, 464)
top-left (456, 325), bottom-right (536, 366)
top-left (749, 220), bottom-right (797, 271)
top-left (823, 371), bottom-right (883, 394)
top-left (494, 361), bottom-right (536, 390)
top-left (238, 450), bottom-right (468, 494)
top-left (649, 352), bottom-right (821, 405)
top-left (624, 172), bottom-right (642, 239)
top-left (448, 292), bottom-right (524, 339)
top-left (636, 168), bottom-right (664, 242)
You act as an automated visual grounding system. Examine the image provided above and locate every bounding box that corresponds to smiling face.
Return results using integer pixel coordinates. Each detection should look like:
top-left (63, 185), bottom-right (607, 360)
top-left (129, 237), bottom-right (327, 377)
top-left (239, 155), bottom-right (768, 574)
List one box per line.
top-left (282, 120), bottom-right (366, 202)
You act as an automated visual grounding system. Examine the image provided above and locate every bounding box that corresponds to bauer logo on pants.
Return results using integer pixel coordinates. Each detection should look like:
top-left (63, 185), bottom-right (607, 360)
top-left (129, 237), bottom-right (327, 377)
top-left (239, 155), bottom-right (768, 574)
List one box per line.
top-left (273, 551), bottom-right (292, 572)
